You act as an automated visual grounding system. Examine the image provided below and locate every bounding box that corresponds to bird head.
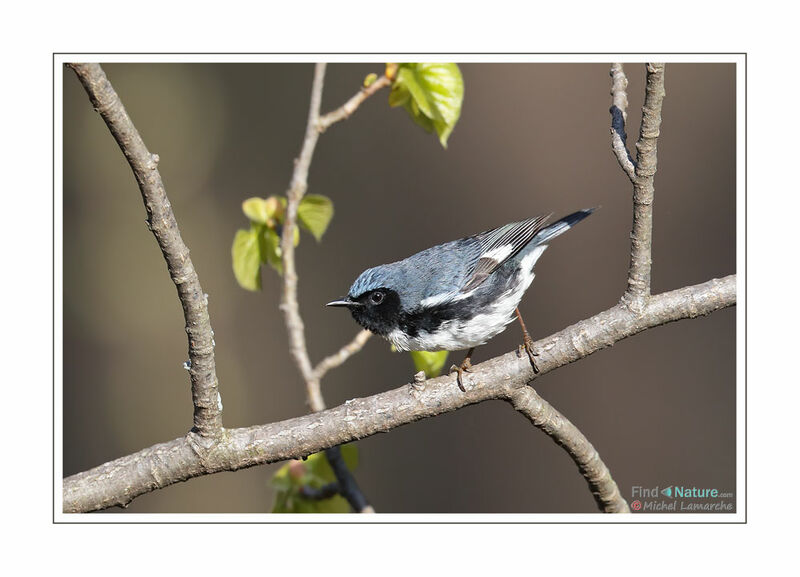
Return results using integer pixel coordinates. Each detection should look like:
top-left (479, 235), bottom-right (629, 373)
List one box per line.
top-left (326, 265), bottom-right (404, 337)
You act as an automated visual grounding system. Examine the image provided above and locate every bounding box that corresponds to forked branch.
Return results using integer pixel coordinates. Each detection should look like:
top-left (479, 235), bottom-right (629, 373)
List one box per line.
top-left (63, 275), bottom-right (735, 513)
top-left (610, 62), bottom-right (667, 308)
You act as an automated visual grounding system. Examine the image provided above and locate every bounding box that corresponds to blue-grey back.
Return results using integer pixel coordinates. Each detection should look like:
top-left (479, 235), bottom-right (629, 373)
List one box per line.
top-left (346, 209), bottom-right (594, 310)
top-left (348, 238), bottom-right (482, 309)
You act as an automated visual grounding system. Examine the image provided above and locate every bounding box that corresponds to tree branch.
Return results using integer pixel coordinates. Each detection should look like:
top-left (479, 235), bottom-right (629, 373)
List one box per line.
top-left (324, 446), bottom-right (376, 513)
top-left (317, 75), bottom-right (392, 132)
top-left (63, 274), bottom-right (735, 513)
top-left (67, 63), bottom-right (223, 438)
top-left (624, 63), bottom-right (666, 309)
top-left (280, 63), bottom-right (328, 413)
top-left (609, 63), bottom-right (637, 180)
top-left (312, 330), bottom-right (372, 382)
top-left (507, 387), bottom-right (629, 513)
top-left (279, 64), bottom-right (377, 512)
top-left (299, 481), bottom-right (341, 501)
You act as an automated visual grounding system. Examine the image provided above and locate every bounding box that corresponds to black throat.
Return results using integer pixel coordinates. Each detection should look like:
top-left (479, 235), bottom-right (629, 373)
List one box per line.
top-left (348, 288), bottom-right (403, 337)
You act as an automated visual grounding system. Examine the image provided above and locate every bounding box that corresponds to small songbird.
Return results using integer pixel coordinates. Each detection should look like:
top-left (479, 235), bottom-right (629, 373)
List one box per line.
top-left (327, 208), bottom-right (595, 390)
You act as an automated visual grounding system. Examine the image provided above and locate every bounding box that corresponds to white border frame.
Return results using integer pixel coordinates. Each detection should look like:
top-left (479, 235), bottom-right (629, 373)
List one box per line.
top-left (54, 53), bottom-right (745, 523)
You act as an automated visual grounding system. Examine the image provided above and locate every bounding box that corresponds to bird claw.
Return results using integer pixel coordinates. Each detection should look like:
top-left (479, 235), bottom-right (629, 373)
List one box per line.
top-left (514, 308), bottom-right (539, 374)
top-left (519, 336), bottom-right (540, 374)
top-left (449, 360), bottom-right (472, 392)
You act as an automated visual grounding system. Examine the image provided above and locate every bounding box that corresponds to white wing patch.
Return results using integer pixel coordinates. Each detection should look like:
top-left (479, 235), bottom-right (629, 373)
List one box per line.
top-left (480, 244), bottom-right (514, 263)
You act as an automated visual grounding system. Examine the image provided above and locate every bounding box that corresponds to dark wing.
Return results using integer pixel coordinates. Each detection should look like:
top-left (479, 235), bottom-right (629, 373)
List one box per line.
top-left (460, 214), bottom-right (552, 293)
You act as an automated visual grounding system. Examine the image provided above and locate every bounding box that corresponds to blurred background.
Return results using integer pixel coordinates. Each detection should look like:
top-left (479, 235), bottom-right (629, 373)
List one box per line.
top-left (62, 62), bottom-right (736, 513)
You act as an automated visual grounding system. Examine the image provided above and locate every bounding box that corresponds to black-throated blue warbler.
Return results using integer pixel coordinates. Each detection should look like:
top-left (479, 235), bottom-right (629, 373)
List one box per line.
top-left (327, 209), bottom-right (594, 390)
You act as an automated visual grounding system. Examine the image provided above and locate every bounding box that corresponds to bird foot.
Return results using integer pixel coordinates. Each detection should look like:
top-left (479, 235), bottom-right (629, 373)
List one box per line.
top-left (518, 336), bottom-right (540, 374)
top-left (449, 358), bottom-right (473, 392)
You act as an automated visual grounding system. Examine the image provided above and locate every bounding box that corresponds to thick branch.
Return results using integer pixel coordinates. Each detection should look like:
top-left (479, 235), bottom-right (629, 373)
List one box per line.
top-left (625, 63), bottom-right (666, 308)
top-left (63, 275), bottom-right (735, 513)
top-left (508, 387), bottom-right (629, 513)
top-left (68, 63), bottom-right (223, 437)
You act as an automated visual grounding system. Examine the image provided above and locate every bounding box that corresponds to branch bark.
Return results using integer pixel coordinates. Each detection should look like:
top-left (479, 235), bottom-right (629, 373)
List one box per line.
top-left (63, 274), bottom-right (735, 513)
top-left (625, 63), bottom-right (666, 309)
top-left (67, 63), bottom-right (223, 438)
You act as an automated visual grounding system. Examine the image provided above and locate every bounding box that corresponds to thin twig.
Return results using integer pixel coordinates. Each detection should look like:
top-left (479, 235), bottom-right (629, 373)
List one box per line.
top-left (313, 330), bottom-right (372, 381)
top-left (299, 482), bottom-right (341, 501)
top-left (67, 63), bottom-right (223, 438)
top-left (624, 63), bottom-right (667, 309)
top-left (317, 75), bottom-right (392, 132)
top-left (63, 275), bottom-right (735, 513)
top-left (609, 63), bottom-right (637, 180)
top-left (279, 64), bottom-right (374, 512)
top-left (280, 63), bottom-right (327, 413)
top-left (508, 387), bottom-right (629, 513)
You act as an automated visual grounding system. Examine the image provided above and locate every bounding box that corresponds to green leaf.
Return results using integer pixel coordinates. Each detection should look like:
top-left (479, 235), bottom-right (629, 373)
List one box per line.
top-left (297, 194), bottom-right (334, 241)
top-left (242, 197), bottom-right (270, 225)
top-left (242, 196), bottom-right (284, 226)
top-left (363, 72), bottom-right (378, 88)
top-left (389, 63), bottom-right (464, 147)
top-left (269, 445), bottom-right (359, 513)
top-left (339, 443), bottom-right (359, 471)
top-left (410, 350), bottom-right (449, 378)
top-left (307, 444), bottom-right (359, 482)
top-left (232, 227), bottom-right (262, 291)
top-left (261, 226), bottom-right (284, 274)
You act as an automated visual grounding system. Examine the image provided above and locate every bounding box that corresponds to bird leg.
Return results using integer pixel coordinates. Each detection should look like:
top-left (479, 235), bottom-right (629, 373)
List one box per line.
top-left (449, 347), bottom-right (475, 392)
top-left (515, 308), bottom-right (539, 374)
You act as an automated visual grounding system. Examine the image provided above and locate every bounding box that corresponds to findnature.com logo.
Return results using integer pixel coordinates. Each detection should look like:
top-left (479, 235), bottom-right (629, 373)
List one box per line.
top-left (629, 485), bottom-right (734, 512)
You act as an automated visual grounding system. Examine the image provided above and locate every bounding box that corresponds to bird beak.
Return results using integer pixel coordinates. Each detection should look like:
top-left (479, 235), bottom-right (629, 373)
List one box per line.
top-left (326, 298), bottom-right (356, 307)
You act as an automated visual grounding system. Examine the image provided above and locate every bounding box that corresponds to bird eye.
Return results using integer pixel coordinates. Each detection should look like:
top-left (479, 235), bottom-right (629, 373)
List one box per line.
top-left (370, 291), bottom-right (384, 305)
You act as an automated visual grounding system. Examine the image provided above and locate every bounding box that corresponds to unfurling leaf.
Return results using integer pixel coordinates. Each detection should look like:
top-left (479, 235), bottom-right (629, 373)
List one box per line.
top-left (297, 194), bottom-right (334, 242)
top-left (410, 350), bottom-right (450, 378)
top-left (270, 444), bottom-right (359, 514)
top-left (363, 72), bottom-right (378, 88)
top-left (242, 197), bottom-right (270, 225)
top-left (389, 63), bottom-right (464, 148)
top-left (242, 196), bottom-right (284, 226)
top-left (232, 228), bottom-right (262, 291)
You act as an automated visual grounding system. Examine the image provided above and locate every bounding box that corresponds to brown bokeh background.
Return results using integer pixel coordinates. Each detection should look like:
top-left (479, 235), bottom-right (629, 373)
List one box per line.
top-left (63, 62), bottom-right (736, 513)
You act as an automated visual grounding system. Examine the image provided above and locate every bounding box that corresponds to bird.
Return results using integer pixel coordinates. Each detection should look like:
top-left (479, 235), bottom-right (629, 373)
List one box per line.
top-left (326, 208), bottom-right (595, 391)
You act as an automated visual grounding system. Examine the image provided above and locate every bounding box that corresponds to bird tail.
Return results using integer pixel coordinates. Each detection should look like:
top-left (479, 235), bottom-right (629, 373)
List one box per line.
top-left (533, 207), bottom-right (596, 244)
